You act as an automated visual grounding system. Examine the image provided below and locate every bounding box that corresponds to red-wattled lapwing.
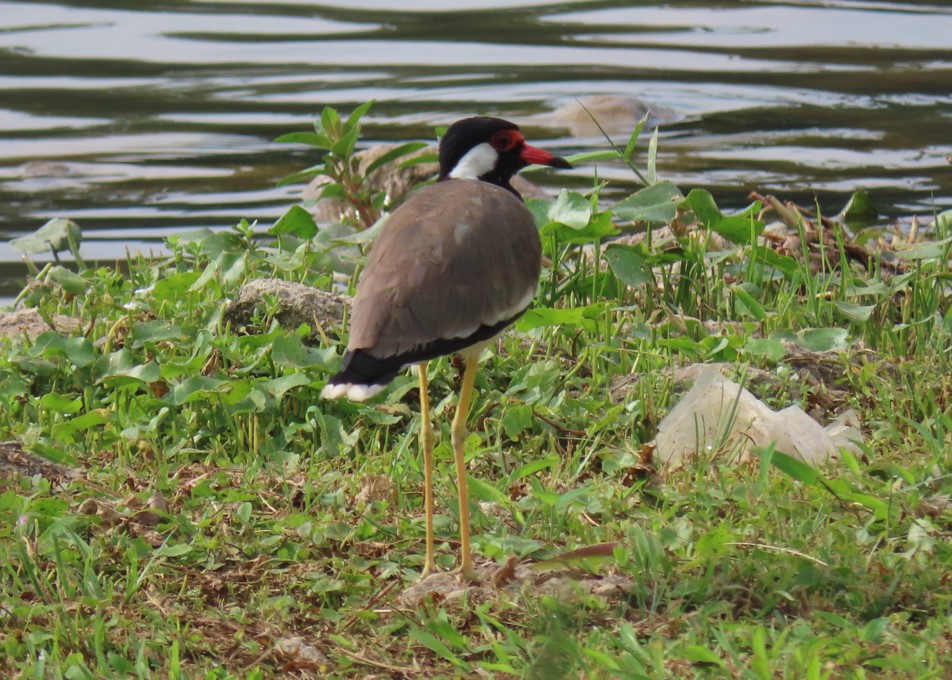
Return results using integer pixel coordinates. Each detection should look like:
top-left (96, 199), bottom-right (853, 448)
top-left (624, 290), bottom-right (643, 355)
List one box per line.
top-left (321, 117), bottom-right (571, 580)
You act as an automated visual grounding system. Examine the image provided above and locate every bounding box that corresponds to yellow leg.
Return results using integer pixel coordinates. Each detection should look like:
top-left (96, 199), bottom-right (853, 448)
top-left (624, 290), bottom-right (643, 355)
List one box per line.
top-left (451, 355), bottom-right (479, 581)
top-left (418, 363), bottom-right (437, 578)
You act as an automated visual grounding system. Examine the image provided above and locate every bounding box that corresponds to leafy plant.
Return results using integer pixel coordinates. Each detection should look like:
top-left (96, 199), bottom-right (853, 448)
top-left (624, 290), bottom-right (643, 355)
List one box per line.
top-left (0, 102), bottom-right (949, 678)
top-left (275, 101), bottom-right (430, 229)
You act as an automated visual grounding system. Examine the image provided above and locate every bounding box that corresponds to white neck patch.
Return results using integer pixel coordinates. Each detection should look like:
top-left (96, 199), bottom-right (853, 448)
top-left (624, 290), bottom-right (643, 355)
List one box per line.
top-left (448, 142), bottom-right (499, 180)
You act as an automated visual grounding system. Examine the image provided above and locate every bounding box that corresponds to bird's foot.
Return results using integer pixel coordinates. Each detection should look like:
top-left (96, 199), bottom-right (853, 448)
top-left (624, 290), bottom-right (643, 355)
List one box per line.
top-left (453, 564), bottom-right (479, 584)
top-left (419, 562), bottom-right (439, 581)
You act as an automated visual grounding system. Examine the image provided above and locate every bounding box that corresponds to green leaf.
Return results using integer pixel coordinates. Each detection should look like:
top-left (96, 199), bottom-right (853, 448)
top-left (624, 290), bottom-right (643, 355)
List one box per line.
top-left (834, 301), bottom-right (875, 322)
top-left (750, 245), bottom-right (798, 279)
top-left (344, 99), bottom-right (374, 129)
top-left (47, 266), bottom-right (87, 295)
top-left (681, 191), bottom-right (767, 244)
top-left (837, 189), bottom-right (878, 228)
top-left (892, 235), bottom-right (952, 262)
top-left (797, 328), bottom-right (849, 352)
top-left (273, 131), bottom-right (332, 150)
top-left (743, 338), bottom-right (786, 362)
top-left (711, 215), bottom-right (765, 244)
top-left (199, 231), bottom-right (244, 259)
top-left (168, 227), bottom-right (214, 247)
top-left (32, 333), bottom-right (97, 368)
top-left (315, 220), bottom-right (359, 248)
top-left (547, 189), bottom-right (592, 230)
top-left (733, 200), bottom-right (763, 221)
top-left (130, 321), bottom-right (184, 348)
top-left (221, 251), bottom-right (248, 286)
top-left (315, 183), bottom-right (346, 202)
top-left (860, 618), bottom-right (890, 643)
top-left (39, 393), bottom-right (83, 414)
top-left (623, 116), bottom-right (647, 161)
top-left (767, 450), bottom-right (820, 486)
top-left (236, 501), bottom-right (253, 524)
top-left (467, 475), bottom-right (509, 505)
top-left (531, 542), bottom-right (617, 571)
top-left (683, 645), bottom-right (726, 668)
top-left (331, 213), bottom-right (388, 245)
top-left (271, 335), bottom-right (308, 366)
top-left (680, 189), bottom-right (721, 225)
top-left (271, 334), bottom-right (337, 369)
top-left (530, 480), bottom-right (559, 506)
top-left (515, 304), bottom-right (605, 332)
top-left (582, 648), bottom-right (621, 671)
top-left (108, 653), bottom-right (136, 675)
top-left (96, 350), bottom-right (162, 385)
top-left (168, 376), bottom-right (229, 405)
top-left (159, 544), bottom-right (192, 558)
top-left (554, 485), bottom-right (590, 510)
top-left (563, 149), bottom-right (622, 165)
top-left (408, 629), bottom-right (470, 671)
top-left (52, 410), bottom-right (111, 443)
top-left (604, 244), bottom-right (649, 287)
top-left (733, 286), bottom-right (766, 320)
top-left (259, 374), bottom-right (311, 401)
top-left (932, 209), bottom-right (952, 231)
top-left (646, 126), bottom-right (659, 184)
top-left (750, 627), bottom-right (770, 677)
top-left (11, 218), bottom-right (82, 255)
top-left (364, 142), bottom-right (429, 176)
top-left (427, 618), bottom-right (469, 650)
top-left (524, 197), bottom-right (552, 228)
top-left (319, 106), bottom-right (341, 136)
top-left (224, 384), bottom-right (267, 413)
top-left (190, 258), bottom-right (221, 292)
top-left (276, 163), bottom-right (326, 187)
top-left (0, 374), bottom-right (27, 400)
top-left (501, 403), bottom-right (534, 439)
top-left (152, 271), bottom-right (201, 301)
top-left (331, 128), bottom-right (359, 158)
top-left (846, 492), bottom-right (888, 519)
top-left (541, 211), bottom-right (617, 244)
top-left (611, 180), bottom-right (682, 223)
top-left (270, 205), bottom-right (318, 239)
top-left (398, 151), bottom-right (439, 168)
top-left (511, 455), bottom-right (558, 480)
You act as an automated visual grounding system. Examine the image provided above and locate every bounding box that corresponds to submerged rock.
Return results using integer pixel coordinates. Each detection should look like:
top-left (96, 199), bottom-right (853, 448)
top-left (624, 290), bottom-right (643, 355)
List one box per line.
top-left (527, 94), bottom-right (679, 137)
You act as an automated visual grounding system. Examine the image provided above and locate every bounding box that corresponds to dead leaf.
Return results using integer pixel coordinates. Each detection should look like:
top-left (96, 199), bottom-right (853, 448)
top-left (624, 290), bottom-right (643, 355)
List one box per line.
top-left (493, 555), bottom-right (519, 587)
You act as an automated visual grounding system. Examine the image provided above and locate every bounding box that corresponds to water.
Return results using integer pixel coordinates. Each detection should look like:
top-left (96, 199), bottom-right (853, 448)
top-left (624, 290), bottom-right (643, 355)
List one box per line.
top-left (1, 0), bottom-right (950, 298)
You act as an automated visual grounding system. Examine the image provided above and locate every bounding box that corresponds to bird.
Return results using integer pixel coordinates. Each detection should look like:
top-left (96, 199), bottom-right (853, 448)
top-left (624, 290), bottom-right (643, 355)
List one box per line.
top-left (321, 116), bottom-right (571, 580)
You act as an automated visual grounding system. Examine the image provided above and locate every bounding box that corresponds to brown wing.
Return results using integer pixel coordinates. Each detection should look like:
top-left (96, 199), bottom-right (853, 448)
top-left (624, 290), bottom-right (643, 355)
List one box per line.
top-left (348, 179), bottom-right (541, 358)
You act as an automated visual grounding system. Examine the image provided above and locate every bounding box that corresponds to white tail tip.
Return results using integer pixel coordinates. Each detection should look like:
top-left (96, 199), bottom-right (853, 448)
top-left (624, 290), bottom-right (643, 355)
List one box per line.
top-left (321, 382), bottom-right (386, 402)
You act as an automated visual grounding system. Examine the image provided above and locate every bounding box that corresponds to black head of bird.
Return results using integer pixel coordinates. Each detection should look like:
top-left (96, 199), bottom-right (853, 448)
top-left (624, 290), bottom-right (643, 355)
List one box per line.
top-left (438, 116), bottom-right (572, 196)
top-left (322, 116), bottom-right (571, 581)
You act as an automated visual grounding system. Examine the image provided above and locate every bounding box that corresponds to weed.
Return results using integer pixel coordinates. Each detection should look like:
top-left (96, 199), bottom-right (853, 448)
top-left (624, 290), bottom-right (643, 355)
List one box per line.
top-left (1, 103), bottom-right (949, 677)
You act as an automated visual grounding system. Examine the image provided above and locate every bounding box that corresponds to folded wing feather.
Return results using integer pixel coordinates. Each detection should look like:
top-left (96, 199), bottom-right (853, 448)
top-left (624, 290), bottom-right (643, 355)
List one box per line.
top-left (348, 179), bottom-right (542, 360)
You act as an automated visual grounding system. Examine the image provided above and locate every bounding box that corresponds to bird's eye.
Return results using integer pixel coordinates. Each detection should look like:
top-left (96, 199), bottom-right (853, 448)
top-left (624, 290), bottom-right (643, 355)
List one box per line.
top-left (491, 131), bottom-right (517, 152)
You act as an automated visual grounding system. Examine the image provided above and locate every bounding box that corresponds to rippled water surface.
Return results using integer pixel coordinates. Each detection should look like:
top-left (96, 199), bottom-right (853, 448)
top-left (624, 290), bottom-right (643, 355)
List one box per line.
top-left (1, 0), bottom-right (950, 296)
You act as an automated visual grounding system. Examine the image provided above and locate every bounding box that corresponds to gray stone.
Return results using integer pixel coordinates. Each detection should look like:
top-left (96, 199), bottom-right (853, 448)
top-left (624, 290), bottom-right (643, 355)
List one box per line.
top-left (223, 278), bottom-right (348, 339)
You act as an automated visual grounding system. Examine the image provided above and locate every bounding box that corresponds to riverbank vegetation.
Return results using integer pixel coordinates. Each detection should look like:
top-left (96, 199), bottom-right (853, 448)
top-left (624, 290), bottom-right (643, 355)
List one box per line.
top-left (1, 104), bottom-right (950, 678)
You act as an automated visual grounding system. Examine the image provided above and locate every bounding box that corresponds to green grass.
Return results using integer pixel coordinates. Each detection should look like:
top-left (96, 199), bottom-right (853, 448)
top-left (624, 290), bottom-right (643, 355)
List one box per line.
top-left (0, 109), bottom-right (950, 678)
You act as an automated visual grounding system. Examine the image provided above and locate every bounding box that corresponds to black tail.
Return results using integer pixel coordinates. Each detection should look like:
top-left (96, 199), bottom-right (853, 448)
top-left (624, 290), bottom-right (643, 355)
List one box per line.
top-left (325, 314), bottom-right (521, 393)
top-left (326, 349), bottom-right (403, 390)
